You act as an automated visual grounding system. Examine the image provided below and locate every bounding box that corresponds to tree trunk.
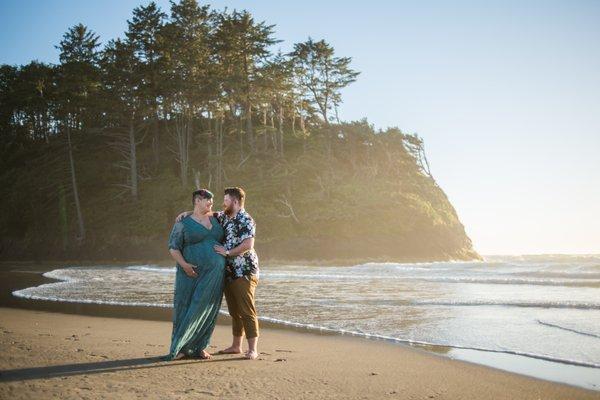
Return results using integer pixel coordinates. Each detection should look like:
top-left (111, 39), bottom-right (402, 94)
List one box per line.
top-left (291, 111), bottom-right (296, 134)
top-left (58, 183), bottom-right (68, 251)
top-left (270, 110), bottom-right (276, 152)
top-left (262, 108), bottom-right (269, 153)
top-left (174, 113), bottom-right (192, 187)
top-left (278, 106), bottom-right (284, 157)
top-left (245, 101), bottom-right (254, 152)
top-left (419, 142), bottom-right (434, 179)
top-left (151, 114), bottom-right (160, 169)
top-left (206, 116), bottom-right (213, 188)
top-left (239, 116), bottom-right (244, 163)
top-left (66, 124), bottom-right (85, 243)
top-left (216, 118), bottom-right (224, 190)
top-left (129, 116), bottom-right (138, 199)
top-left (300, 111), bottom-right (307, 155)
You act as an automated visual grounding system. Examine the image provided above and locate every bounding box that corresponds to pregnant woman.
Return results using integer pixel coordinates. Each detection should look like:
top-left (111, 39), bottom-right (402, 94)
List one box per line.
top-left (164, 189), bottom-right (225, 360)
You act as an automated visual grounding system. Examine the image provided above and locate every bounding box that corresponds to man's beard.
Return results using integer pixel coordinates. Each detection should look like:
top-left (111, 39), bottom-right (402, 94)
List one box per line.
top-left (223, 204), bottom-right (235, 216)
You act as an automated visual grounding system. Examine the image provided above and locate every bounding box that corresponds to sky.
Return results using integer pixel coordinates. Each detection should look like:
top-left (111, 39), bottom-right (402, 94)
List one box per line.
top-left (1, 0), bottom-right (599, 255)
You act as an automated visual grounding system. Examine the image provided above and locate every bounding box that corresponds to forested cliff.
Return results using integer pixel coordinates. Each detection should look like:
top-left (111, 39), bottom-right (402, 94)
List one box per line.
top-left (0, 1), bottom-right (480, 262)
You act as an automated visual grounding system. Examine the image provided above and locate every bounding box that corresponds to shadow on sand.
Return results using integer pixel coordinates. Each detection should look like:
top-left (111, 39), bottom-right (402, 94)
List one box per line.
top-left (0, 355), bottom-right (247, 382)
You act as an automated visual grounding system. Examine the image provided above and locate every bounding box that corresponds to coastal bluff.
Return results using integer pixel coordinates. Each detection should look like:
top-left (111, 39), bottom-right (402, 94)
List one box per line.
top-left (1, 121), bottom-right (480, 263)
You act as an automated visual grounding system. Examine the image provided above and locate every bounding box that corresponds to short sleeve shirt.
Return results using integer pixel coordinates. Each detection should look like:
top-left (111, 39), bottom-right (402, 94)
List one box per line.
top-left (215, 209), bottom-right (259, 282)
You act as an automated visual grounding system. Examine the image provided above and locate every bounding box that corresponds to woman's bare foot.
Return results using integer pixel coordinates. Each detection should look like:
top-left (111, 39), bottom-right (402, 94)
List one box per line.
top-left (245, 350), bottom-right (258, 360)
top-left (197, 349), bottom-right (212, 359)
top-left (217, 346), bottom-right (242, 354)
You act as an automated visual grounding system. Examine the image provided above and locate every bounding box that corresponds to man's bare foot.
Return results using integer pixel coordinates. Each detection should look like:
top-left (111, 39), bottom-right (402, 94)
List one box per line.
top-left (245, 350), bottom-right (258, 360)
top-left (217, 346), bottom-right (242, 354)
top-left (197, 349), bottom-right (212, 359)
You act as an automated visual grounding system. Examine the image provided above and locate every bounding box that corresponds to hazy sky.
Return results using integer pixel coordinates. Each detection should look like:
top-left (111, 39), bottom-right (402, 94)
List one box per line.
top-left (1, 0), bottom-right (599, 255)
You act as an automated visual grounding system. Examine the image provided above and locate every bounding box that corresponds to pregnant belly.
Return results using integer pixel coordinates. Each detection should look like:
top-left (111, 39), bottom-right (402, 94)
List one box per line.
top-left (182, 241), bottom-right (226, 270)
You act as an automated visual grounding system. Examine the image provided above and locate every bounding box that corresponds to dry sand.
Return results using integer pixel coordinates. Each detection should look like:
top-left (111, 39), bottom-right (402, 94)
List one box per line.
top-left (1, 307), bottom-right (598, 399)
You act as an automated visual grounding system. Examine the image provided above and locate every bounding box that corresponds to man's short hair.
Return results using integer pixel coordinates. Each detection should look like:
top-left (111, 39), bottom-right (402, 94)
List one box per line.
top-left (224, 187), bottom-right (245, 207)
top-left (192, 189), bottom-right (213, 205)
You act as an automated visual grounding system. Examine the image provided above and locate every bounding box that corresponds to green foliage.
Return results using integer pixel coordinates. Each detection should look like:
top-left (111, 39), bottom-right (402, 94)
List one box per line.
top-left (290, 38), bottom-right (360, 124)
top-left (0, 1), bottom-right (479, 262)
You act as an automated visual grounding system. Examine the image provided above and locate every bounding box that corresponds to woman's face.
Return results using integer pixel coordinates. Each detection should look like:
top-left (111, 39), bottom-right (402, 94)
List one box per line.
top-left (196, 196), bottom-right (213, 213)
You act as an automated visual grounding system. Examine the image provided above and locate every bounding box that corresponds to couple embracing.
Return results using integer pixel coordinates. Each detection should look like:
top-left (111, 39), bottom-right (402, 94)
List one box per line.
top-left (163, 187), bottom-right (260, 361)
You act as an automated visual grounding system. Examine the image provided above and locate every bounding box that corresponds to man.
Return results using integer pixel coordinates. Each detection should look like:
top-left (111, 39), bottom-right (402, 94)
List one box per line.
top-left (177, 187), bottom-right (260, 360)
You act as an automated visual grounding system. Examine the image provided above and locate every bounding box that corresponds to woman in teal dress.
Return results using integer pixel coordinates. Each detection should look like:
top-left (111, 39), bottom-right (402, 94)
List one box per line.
top-left (165, 189), bottom-right (226, 360)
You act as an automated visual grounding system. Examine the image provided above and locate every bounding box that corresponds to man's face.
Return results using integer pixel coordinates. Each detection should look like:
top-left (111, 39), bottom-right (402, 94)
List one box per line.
top-left (222, 194), bottom-right (237, 215)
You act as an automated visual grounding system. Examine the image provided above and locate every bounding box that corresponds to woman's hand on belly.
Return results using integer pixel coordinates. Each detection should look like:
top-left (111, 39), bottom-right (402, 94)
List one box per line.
top-left (181, 262), bottom-right (198, 278)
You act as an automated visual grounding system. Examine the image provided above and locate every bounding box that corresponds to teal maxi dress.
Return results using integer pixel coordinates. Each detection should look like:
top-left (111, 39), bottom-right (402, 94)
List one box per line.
top-left (166, 214), bottom-right (226, 360)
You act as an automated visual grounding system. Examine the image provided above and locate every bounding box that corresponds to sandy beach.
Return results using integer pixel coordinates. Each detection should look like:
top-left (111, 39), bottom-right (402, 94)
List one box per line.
top-left (0, 306), bottom-right (598, 400)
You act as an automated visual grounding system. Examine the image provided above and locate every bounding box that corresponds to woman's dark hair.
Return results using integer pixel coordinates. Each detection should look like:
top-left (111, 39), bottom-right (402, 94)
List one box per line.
top-left (224, 187), bottom-right (245, 207)
top-left (192, 189), bottom-right (213, 205)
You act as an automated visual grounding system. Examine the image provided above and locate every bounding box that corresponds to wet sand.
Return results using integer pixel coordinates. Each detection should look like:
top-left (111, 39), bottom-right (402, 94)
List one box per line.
top-left (2, 308), bottom-right (600, 399)
top-left (1, 263), bottom-right (598, 399)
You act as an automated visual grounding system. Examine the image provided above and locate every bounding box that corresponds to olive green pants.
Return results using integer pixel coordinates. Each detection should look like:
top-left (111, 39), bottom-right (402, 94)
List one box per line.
top-left (224, 275), bottom-right (259, 339)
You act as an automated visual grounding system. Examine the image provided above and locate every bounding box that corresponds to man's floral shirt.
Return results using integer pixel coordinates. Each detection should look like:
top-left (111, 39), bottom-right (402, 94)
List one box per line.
top-left (215, 208), bottom-right (259, 282)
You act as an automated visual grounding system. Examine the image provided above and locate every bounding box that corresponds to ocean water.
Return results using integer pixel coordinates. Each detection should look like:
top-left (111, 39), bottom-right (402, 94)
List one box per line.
top-left (12, 254), bottom-right (600, 386)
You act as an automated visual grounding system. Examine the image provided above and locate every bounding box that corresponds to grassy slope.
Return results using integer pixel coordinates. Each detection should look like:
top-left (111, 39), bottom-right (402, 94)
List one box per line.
top-left (0, 123), bottom-right (481, 263)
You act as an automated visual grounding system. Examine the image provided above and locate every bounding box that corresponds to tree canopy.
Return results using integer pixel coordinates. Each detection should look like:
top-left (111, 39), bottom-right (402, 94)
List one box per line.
top-left (0, 1), bottom-right (479, 262)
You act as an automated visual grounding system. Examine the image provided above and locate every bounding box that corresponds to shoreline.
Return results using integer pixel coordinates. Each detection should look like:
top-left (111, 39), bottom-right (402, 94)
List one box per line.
top-left (2, 309), bottom-right (598, 399)
top-left (2, 262), bottom-right (599, 396)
